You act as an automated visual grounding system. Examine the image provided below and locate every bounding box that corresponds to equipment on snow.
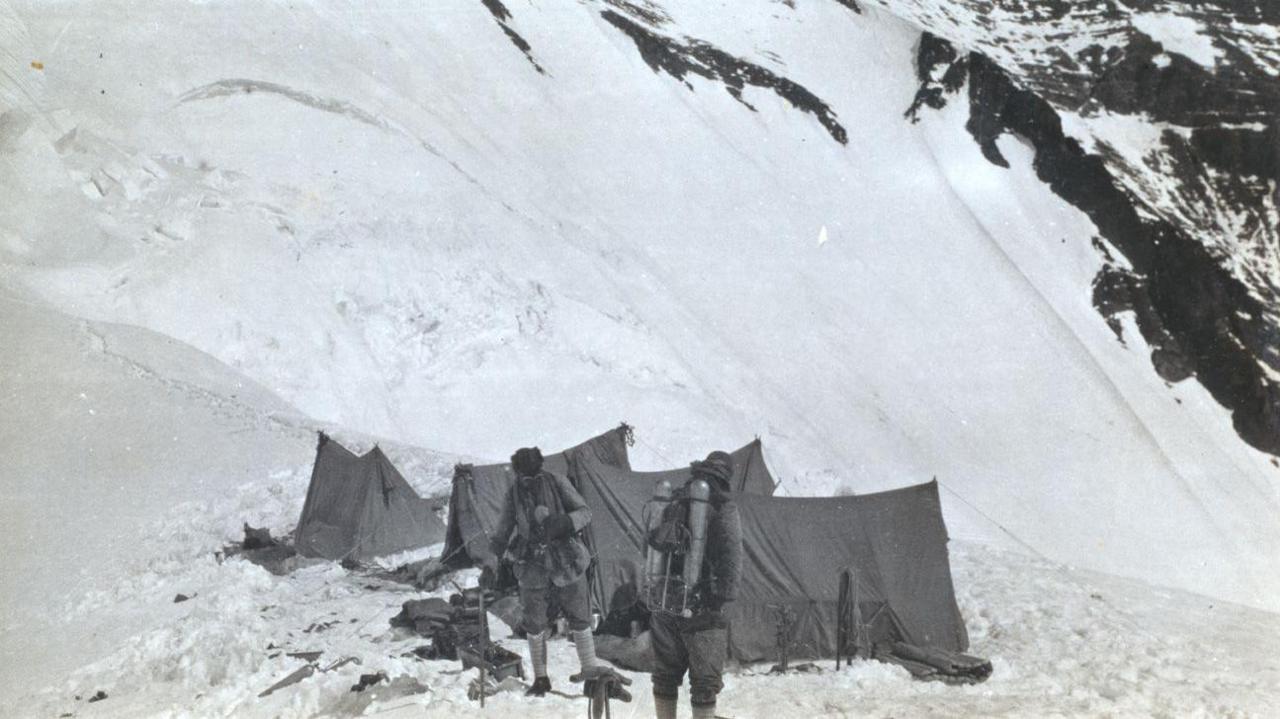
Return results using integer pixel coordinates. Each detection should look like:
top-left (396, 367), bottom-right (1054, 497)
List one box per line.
top-left (570, 665), bottom-right (633, 719)
top-left (769, 603), bottom-right (796, 673)
top-left (258, 656), bottom-right (358, 698)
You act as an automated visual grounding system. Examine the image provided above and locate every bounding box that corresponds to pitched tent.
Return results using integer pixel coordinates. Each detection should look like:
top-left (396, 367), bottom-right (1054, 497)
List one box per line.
top-left (568, 439), bottom-right (776, 622)
top-left (295, 433), bottom-right (446, 561)
top-left (439, 424), bottom-right (634, 568)
top-left (573, 453), bottom-right (969, 662)
top-left (722, 438), bottom-right (777, 496)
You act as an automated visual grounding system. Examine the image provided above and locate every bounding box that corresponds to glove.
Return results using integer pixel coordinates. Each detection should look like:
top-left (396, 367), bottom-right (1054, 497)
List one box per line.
top-left (684, 602), bottom-right (730, 631)
top-left (541, 513), bottom-right (575, 541)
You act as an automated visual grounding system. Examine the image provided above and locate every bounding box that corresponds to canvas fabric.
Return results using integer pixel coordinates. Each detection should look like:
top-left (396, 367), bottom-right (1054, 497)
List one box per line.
top-left (439, 425), bottom-right (633, 568)
top-left (295, 434), bottom-right (445, 561)
top-left (573, 453), bottom-right (968, 662)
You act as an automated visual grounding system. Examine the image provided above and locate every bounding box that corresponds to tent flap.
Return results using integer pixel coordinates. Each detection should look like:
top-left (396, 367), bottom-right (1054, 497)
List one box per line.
top-left (295, 434), bottom-right (446, 561)
top-left (439, 424), bottom-right (634, 568)
top-left (574, 452), bottom-right (968, 663)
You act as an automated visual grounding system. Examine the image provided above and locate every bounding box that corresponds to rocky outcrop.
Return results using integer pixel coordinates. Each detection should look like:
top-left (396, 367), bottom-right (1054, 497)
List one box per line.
top-left (479, 0), bottom-right (546, 75)
top-left (600, 7), bottom-right (849, 144)
top-left (905, 29), bottom-right (1279, 455)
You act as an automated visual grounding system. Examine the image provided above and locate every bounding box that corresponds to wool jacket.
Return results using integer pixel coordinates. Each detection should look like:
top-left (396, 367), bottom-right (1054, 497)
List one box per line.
top-left (490, 470), bottom-right (592, 588)
top-left (700, 492), bottom-right (743, 607)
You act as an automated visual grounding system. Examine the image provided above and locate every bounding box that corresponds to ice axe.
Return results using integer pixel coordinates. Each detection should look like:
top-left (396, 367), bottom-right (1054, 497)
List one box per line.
top-left (478, 583), bottom-right (487, 708)
top-left (570, 666), bottom-right (633, 719)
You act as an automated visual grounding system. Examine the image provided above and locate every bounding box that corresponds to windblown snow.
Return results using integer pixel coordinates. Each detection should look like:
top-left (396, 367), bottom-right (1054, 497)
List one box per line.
top-left (2, 0), bottom-right (1277, 715)
top-left (1130, 13), bottom-right (1223, 69)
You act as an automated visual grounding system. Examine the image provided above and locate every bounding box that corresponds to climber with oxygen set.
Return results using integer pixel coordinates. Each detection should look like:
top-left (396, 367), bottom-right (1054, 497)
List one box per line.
top-left (642, 450), bottom-right (744, 719)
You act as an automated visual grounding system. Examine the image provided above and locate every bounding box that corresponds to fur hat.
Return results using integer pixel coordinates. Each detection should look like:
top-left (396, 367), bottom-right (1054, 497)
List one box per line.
top-left (692, 450), bottom-right (733, 492)
top-left (511, 447), bottom-right (544, 477)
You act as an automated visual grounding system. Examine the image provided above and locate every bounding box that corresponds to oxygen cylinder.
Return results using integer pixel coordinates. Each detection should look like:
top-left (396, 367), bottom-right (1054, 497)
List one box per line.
top-left (680, 478), bottom-right (711, 616)
top-left (642, 479), bottom-right (674, 604)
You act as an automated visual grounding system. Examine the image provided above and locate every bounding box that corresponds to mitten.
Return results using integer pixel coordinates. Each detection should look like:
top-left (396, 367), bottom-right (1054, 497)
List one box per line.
top-left (542, 513), bottom-right (575, 541)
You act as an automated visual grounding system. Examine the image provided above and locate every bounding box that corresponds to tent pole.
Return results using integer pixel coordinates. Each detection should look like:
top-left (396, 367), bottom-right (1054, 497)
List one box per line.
top-left (836, 568), bottom-right (848, 670)
top-left (851, 565), bottom-right (861, 659)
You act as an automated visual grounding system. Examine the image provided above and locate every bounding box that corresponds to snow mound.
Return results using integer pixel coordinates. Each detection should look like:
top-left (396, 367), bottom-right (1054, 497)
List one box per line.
top-left (0, 295), bottom-right (457, 705)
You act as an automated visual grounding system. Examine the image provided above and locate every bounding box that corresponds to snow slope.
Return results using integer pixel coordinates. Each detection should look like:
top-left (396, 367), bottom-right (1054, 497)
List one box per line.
top-left (0, 293), bottom-right (457, 704)
top-left (4, 0), bottom-right (1273, 609)
top-left (2, 0), bottom-right (1278, 712)
top-left (2, 291), bottom-right (1276, 715)
top-left (20, 520), bottom-right (1280, 718)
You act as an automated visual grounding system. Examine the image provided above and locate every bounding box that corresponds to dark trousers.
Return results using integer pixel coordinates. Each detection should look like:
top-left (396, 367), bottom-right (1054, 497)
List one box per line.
top-left (520, 575), bottom-right (592, 634)
top-left (650, 612), bottom-right (728, 708)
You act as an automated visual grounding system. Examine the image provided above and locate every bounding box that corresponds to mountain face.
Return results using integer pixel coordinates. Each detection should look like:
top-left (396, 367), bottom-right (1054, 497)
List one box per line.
top-left (881, 0), bottom-right (1280, 456)
top-left (528, 0), bottom-right (1280, 457)
top-left (476, 0), bottom-right (1280, 456)
top-left (1, 0), bottom-right (1277, 610)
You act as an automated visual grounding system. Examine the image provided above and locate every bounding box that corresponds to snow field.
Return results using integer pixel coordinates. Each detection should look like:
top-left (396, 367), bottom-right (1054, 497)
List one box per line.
top-left (30, 497), bottom-right (1280, 718)
top-left (3, 0), bottom-right (1279, 714)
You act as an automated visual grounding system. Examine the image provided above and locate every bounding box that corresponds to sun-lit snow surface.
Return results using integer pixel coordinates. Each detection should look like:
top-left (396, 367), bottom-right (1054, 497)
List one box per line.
top-left (2, 0), bottom-right (1277, 611)
top-left (22, 481), bottom-right (1280, 718)
top-left (867, 0), bottom-right (1280, 299)
top-left (3, 294), bottom-right (1277, 715)
top-left (0, 295), bottom-right (460, 705)
top-left (2, 0), bottom-right (1279, 711)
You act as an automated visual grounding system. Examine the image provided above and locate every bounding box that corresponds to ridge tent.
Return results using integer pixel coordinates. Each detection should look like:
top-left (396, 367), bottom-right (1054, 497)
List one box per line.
top-left (719, 438), bottom-right (777, 495)
top-left (575, 439), bottom-right (778, 618)
top-left (564, 439), bottom-right (777, 621)
top-left (572, 453), bottom-right (969, 662)
top-left (439, 424), bottom-right (634, 568)
top-left (295, 433), bottom-right (446, 561)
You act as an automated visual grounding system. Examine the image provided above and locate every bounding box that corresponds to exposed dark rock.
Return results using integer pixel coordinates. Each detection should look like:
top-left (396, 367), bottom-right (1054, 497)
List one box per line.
top-left (971, 52), bottom-right (1280, 454)
top-left (604, 0), bottom-right (673, 26)
top-left (1084, 32), bottom-right (1273, 126)
top-left (906, 33), bottom-right (1280, 456)
top-left (479, 0), bottom-right (546, 75)
top-left (916, 31), bottom-right (956, 82)
top-left (1090, 257), bottom-right (1192, 381)
top-left (905, 32), bottom-right (967, 122)
top-left (601, 9), bottom-right (848, 144)
top-left (877, 1), bottom-right (1279, 319)
top-left (1189, 125), bottom-right (1278, 184)
top-left (832, 0), bottom-right (863, 13)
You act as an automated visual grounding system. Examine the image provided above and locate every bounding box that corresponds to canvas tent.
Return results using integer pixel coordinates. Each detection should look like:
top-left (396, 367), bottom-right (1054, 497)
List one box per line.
top-left (572, 453), bottom-right (969, 662)
top-left (720, 437), bottom-right (777, 495)
top-left (439, 424), bottom-right (634, 568)
top-left (295, 433), bottom-right (446, 561)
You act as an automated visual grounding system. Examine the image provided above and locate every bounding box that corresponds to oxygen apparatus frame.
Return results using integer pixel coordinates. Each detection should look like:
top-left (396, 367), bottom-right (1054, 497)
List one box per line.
top-left (641, 477), bottom-right (712, 617)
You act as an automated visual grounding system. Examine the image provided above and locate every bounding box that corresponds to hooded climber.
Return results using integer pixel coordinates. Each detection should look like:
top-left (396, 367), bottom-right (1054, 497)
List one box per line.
top-left (649, 450), bottom-right (743, 719)
top-left (485, 446), bottom-right (599, 696)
